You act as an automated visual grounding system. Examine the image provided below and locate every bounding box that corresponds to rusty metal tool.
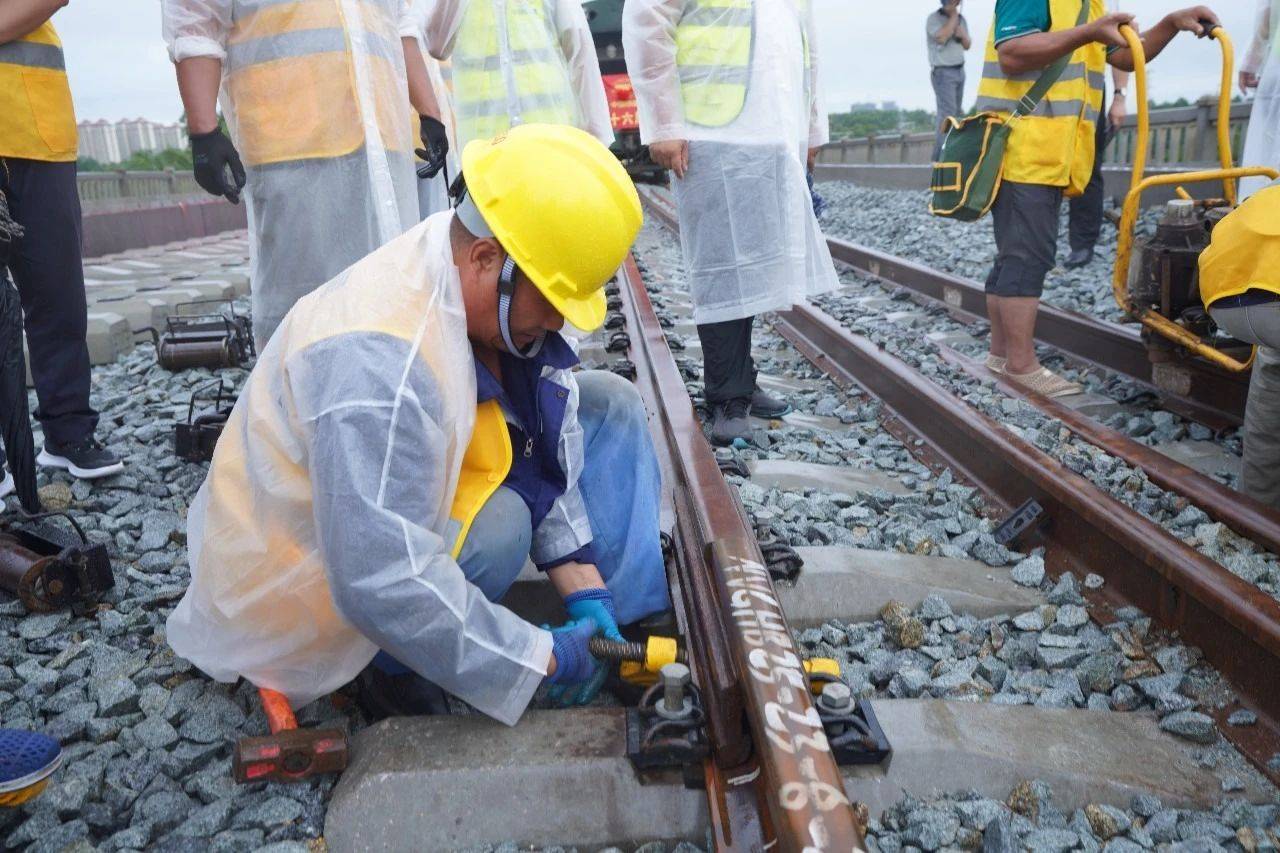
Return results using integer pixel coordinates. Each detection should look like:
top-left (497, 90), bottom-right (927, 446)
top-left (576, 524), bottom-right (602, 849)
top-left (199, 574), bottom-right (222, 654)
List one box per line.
top-left (0, 516), bottom-right (113, 612)
top-left (233, 688), bottom-right (349, 784)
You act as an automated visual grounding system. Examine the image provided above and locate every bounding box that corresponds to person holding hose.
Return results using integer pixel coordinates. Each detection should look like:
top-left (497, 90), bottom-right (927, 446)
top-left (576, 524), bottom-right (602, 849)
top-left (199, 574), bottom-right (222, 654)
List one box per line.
top-left (976, 0), bottom-right (1222, 397)
top-left (162, 0), bottom-right (449, 348)
top-left (166, 125), bottom-right (671, 720)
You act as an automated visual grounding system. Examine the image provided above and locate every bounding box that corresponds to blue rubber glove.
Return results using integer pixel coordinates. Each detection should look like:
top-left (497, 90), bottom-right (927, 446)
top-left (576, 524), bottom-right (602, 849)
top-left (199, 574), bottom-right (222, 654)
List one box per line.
top-left (546, 617), bottom-right (598, 687)
top-left (544, 617), bottom-right (607, 706)
top-left (564, 587), bottom-right (625, 643)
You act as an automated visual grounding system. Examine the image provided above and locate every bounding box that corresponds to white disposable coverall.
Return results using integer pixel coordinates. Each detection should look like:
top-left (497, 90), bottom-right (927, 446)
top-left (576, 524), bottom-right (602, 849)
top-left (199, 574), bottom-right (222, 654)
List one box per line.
top-left (1242, 0), bottom-right (1280, 200)
top-left (162, 0), bottom-right (421, 346)
top-left (623, 0), bottom-right (838, 325)
top-left (409, 0), bottom-right (613, 152)
top-left (167, 212), bottom-right (554, 725)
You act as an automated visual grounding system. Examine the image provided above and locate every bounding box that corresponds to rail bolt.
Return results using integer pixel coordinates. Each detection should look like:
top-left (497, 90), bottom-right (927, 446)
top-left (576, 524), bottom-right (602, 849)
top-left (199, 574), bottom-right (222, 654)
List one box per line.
top-left (656, 662), bottom-right (693, 720)
top-left (818, 681), bottom-right (855, 716)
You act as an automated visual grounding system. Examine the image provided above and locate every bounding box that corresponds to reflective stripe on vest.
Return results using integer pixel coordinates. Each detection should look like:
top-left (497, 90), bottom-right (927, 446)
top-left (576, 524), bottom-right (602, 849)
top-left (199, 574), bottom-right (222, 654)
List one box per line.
top-left (453, 0), bottom-right (577, 149)
top-left (0, 21), bottom-right (77, 162)
top-left (675, 0), bottom-right (810, 129)
top-left (223, 0), bottom-right (412, 167)
top-left (974, 0), bottom-right (1105, 194)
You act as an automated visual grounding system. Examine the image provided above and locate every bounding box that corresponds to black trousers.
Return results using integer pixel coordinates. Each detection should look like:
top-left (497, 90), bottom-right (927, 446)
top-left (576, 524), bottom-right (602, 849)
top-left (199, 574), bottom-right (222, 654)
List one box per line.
top-left (697, 315), bottom-right (755, 403)
top-left (1, 157), bottom-right (97, 446)
top-left (1067, 95), bottom-right (1110, 253)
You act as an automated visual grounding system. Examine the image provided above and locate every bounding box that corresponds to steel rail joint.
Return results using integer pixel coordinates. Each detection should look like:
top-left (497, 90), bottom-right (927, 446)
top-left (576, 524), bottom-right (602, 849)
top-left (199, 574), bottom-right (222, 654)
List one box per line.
top-left (615, 255), bottom-right (865, 852)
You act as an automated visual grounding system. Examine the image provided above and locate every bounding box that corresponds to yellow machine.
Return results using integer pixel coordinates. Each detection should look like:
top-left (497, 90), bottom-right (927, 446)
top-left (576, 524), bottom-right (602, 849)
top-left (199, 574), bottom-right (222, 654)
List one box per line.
top-left (1112, 23), bottom-right (1280, 372)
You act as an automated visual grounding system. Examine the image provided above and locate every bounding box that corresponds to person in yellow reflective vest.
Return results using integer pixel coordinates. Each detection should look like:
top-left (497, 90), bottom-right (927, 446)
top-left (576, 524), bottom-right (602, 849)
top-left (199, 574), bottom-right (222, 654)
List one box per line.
top-left (975, 0), bottom-right (1219, 398)
top-left (166, 125), bottom-right (671, 721)
top-left (0, 2), bottom-right (124, 480)
top-left (412, 0), bottom-right (613, 154)
top-left (1200, 186), bottom-right (1280, 508)
top-left (162, 0), bottom-right (447, 348)
top-left (623, 0), bottom-right (839, 446)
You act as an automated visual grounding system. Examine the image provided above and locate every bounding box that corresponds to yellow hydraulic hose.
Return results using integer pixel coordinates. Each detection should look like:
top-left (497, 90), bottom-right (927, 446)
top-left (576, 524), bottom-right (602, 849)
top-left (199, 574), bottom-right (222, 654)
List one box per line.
top-left (1111, 24), bottom-right (1278, 372)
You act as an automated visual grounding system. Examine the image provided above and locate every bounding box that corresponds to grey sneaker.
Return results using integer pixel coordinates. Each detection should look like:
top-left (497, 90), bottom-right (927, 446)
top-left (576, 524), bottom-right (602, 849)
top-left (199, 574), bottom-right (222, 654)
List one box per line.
top-left (710, 397), bottom-right (752, 447)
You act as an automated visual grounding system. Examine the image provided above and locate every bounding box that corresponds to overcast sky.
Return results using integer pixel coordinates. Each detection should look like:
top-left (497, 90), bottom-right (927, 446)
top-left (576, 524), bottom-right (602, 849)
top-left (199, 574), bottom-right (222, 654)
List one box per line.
top-left (55, 0), bottom-right (1261, 124)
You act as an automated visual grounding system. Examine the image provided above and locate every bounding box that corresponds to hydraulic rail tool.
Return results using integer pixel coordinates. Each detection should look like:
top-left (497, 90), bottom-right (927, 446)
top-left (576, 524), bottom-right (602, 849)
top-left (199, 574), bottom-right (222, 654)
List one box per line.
top-left (1112, 21), bottom-right (1279, 372)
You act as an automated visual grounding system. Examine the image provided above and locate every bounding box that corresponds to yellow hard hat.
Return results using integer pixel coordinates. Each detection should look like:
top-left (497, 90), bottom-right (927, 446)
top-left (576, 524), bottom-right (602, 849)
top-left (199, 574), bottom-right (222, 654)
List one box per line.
top-left (461, 124), bottom-right (642, 332)
top-left (1200, 185), bottom-right (1280, 309)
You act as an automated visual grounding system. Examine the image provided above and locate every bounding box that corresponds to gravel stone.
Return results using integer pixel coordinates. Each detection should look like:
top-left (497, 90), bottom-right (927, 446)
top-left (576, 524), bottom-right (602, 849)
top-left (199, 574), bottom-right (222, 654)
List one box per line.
top-left (134, 715), bottom-right (180, 750)
top-left (233, 795), bottom-right (305, 830)
top-left (1023, 828), bottom-right (1080, 853)
top-left (1160, 711), bottom-right (1218, 744)
top-left (1227, 709), bottom-right (1258, 727)
top-left (1086, 804), bottom-right (1132, 840)
top-left (1084, 573), bottom-right (1105, 590)
top-left (1010, 556), bottom-right (1045, 588)
top-left (93, 676), bottom-right (141, 716)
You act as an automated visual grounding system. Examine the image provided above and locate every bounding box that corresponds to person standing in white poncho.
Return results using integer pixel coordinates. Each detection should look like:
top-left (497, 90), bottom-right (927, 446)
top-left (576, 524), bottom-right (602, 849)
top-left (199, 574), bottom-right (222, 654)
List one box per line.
top-left (1241, 0), bottom-right (1280, 200)
top-left (623, 0), bottom-right (839, 447)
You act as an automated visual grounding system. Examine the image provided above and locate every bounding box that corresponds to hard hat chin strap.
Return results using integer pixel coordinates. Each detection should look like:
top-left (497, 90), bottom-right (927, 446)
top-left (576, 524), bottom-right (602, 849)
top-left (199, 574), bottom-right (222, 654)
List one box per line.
top-left (497, 256), bottom-right (545, 360)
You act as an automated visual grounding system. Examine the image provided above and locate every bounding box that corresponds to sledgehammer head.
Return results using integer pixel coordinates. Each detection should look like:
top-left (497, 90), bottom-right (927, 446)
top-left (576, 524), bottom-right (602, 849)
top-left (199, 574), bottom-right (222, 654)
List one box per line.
top-left (233, 728), bottom-right (349, 784)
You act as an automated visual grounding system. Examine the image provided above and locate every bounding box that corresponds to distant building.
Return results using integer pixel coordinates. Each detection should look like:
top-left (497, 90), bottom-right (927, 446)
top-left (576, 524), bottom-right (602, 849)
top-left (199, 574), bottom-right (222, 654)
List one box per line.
top-left (881, 100), bottom-right (898, 112)
top-left (76, 118), bottom-right (186, 164)
top-left (849, 102), bottom-right (877, 112)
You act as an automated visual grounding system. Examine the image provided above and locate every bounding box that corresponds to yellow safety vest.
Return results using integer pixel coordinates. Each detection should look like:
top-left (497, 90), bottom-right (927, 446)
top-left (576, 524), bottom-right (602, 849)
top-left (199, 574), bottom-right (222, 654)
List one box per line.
top-left (223, 0), bottom-right (412, 167)
top-left (974, 0), bottom-right (1106, 195)
top-left (0, 21), bottom-right (77, 162)
top-left (1200, 186), bottom-right (1280, 309)
top-left (675, 0), bottom-right (809, 129)
top-left (446, 399), bottom-right (513, 557)
top-left (452, 0), bottom-right (577, 148)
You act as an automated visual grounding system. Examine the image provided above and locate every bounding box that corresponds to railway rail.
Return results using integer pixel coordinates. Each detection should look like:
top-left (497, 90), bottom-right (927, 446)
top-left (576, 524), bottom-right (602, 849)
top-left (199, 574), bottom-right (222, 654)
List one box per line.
top-left (614, 256), bottom-right (866, 850)
top-left (640, 188), bottom-right (1248, 428)
top-left (635, 189), bottom-right (1280, 790)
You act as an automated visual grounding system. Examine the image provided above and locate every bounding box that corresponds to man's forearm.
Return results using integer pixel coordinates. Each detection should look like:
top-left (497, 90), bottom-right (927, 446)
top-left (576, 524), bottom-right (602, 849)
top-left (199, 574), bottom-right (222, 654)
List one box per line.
top-left (0, 0), bottom-right (66, 44)
top-left (1108, 18), bottom-right (1180, 70)
top-left (997, 26), bottom-right (1094, 75)
top-left (402, 36), bottom-right (441, 119)
top-left (547, 561), bottom-right (608, 597)
top-left (936, 15), bottom-right (960, 44)
top-left (175, 57), bottom-right (223, 135)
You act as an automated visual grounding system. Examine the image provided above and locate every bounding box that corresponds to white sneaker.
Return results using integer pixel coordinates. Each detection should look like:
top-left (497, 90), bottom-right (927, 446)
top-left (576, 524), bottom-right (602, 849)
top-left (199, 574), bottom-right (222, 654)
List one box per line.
top-left (0, 471), bottom-right (13, 501)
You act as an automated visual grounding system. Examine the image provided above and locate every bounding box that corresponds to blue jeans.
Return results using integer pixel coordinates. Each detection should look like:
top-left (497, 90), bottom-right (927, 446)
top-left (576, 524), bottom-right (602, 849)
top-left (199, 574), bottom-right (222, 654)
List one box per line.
top-left (374, 371), bottom-right (669, 673)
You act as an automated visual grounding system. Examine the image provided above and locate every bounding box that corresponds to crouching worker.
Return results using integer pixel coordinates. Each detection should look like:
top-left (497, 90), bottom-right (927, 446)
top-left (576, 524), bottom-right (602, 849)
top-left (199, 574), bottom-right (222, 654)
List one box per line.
top-left (1199, 185), bottom-right (1280, 510)
top-left (166, 124), bottom-right (671, 724)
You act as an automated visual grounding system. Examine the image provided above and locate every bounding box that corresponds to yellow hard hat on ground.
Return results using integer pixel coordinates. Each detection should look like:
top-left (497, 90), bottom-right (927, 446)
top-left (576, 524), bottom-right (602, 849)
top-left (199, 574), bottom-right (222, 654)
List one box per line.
top-left (1200, 185), bottom-right (1280, 310)
top-left (460, 124), bottom-right (642, 332)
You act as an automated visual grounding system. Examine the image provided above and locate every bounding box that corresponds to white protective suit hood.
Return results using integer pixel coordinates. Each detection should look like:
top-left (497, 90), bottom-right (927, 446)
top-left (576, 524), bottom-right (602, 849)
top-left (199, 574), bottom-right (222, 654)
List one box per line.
top-left (167, 212), bottom-right (552, 724)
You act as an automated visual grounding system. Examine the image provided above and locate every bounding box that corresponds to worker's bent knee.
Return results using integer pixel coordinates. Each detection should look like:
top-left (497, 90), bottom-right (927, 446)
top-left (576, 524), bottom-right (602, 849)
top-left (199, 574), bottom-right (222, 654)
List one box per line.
top-left (576, 369), bottom-right (647, 432)
top-left (457, 487), bottom-right (533, 601)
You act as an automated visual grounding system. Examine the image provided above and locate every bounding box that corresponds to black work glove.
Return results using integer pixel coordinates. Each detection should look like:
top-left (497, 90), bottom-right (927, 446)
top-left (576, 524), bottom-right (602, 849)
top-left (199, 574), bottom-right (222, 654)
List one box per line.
top-left (415, 115), bottom-right (449, 180)
top-left (190, 128), bottom-right (247, 204)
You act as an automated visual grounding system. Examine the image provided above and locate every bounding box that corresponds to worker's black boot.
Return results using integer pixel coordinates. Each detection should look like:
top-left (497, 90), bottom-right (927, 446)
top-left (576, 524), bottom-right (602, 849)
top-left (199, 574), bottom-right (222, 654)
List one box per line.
top-left (709, 397), bottom-right (752, 446)
top-left (1064, 247), bottom-right (1094, 268)
top-left (749, 386), bottom-right (791, 419)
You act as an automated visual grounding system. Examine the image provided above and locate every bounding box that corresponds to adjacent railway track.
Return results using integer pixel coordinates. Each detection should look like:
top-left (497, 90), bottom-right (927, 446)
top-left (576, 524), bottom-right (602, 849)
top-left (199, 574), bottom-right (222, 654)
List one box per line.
top-left (641, 188), bottom-right (1248, 427)
top-left (637, 189), bottom-right (1280, 788)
